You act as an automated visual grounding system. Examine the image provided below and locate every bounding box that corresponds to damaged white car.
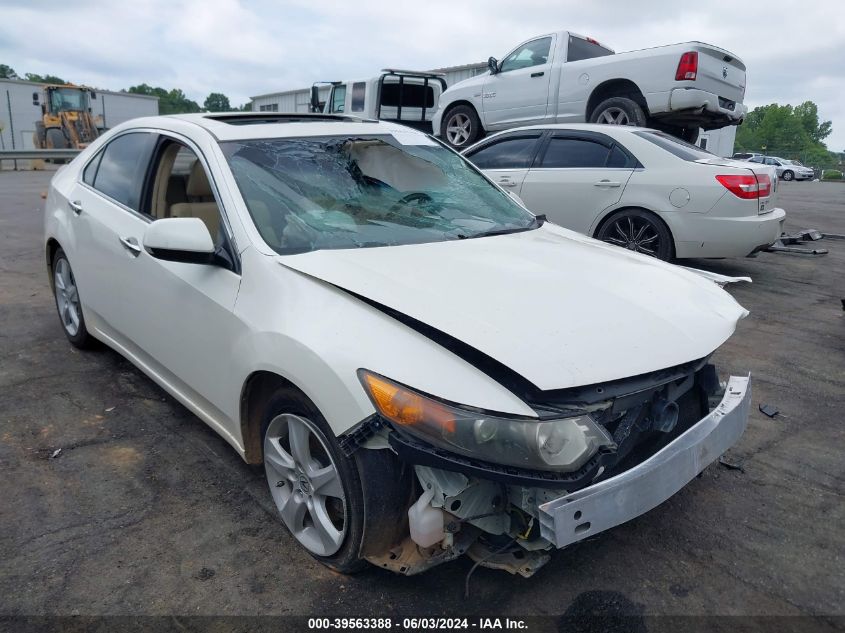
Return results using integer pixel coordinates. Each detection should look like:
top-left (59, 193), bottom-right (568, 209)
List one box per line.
top-left (44, 113), bottom-right (752, 576)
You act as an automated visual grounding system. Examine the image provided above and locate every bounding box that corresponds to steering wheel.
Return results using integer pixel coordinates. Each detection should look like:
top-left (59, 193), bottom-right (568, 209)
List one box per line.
top-left (387, 192), bottom-right (434, 215)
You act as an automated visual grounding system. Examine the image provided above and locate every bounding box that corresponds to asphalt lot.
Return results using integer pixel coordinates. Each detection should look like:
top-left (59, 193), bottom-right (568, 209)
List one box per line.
top-left (0, 170), bottom-right (843, 625)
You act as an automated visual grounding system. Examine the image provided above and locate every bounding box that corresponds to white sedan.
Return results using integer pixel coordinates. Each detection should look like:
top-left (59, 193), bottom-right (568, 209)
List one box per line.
top-left (45, 113), bottom-right (751, 576)
top-left (463, 124), bottom-right (785, 260)
top-left (747, 155), bottom-right (815, 181)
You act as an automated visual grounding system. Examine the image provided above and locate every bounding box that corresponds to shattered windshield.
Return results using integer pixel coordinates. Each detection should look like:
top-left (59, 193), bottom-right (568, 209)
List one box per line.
top-left (220, 134), bottom-right (538, 255)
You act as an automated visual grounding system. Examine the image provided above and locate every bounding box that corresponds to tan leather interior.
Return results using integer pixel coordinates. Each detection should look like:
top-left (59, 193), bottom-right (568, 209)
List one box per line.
top-left (170, 160), bottom-right (220, 240)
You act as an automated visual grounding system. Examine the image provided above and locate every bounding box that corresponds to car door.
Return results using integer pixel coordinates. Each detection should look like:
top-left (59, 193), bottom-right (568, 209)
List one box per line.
top-left (483, 35), bottom-right (555, 128)
top-left (463, 132), bottom-right (544, 193)
top-left (73, 131), bottom-right (243, 426)
top-left (518, 132), bottom-right (636, 234)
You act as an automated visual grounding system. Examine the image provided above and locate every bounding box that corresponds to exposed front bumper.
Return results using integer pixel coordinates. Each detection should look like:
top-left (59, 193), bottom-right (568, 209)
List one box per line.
top-left (538, 374), bottom-right (751, 548)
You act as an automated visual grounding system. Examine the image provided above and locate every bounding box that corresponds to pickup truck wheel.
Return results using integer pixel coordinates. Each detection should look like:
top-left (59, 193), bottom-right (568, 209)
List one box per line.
top-left (590, 97), bottom-right (647, 127)
top-left (262, 388), bottom-right (368, 574)
top-left (596, 209), bottom-right (674, 261)
top-left (442, 105), bottom-right (482, 148)
top-left (782, 170), bottom-right (794, 181)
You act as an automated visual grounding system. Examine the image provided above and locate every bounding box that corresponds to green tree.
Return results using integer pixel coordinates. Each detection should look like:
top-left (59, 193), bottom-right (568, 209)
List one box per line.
top-left (0, 64), bottom-right (17, 79)
top-left (24, 72), bottom-right (67, 84)
top-left (126, 84), bottom-right (201, 115)
top-left (735, 101), bottom-right (836, 168)
top-left (203, 92), bottom-right (231, 112)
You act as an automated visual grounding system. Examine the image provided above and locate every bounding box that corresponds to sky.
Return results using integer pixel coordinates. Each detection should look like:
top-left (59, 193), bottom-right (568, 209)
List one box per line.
top-left (1, 0), bottom-right (844, 150)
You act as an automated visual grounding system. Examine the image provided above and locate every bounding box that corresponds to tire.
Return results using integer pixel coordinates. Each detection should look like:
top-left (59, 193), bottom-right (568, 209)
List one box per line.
top-left (589, 96), bottom-right (647, 127)
top-left (782, 170), bottom-right (794, 181)
top-left (45, 127), bottom-right (69, 150)
top-left (441, 104), bottom-right (482, 149)
top-left (596, 209), bottom-right (674, 261)
top-left (51, 248), bottom-right (96, 348)
top-left (261, 387), bottom-right (368, 574)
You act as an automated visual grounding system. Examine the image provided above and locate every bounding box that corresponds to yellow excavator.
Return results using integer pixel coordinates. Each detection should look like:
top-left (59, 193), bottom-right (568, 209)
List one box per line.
top-left (32, 84), bottom-right (103, 150)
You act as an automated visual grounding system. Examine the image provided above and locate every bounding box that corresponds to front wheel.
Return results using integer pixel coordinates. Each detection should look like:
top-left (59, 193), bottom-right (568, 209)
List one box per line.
top-left (262, 388), bottom-right (367, 573)
top-left (782, 170), bottom-right (794, 181)
top-left (596, 209), bottom-right (674, 261)
top-left (589, 96), bottom-right (648, 127)
top-left (441, 105), bottom-right (482, 149)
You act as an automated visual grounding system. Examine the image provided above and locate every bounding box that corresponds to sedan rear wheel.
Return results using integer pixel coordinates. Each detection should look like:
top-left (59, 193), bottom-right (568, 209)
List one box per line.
top-left (52, 248), bottom-right (95, 348)
top-left (596, 209), bottom-right (674, 261)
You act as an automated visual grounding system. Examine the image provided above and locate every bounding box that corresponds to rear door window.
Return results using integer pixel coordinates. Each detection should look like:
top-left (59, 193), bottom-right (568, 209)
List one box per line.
top-left (465, 134), bottom-right (542, 169)
top-left (539, 138), bottom-right (610, 168)
top-left (91, 132), bottom-right (157, 211)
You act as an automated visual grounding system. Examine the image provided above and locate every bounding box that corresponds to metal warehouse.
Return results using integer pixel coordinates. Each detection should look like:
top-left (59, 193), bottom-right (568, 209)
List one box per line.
top-left (249, 61), bottom-right (736, 156)
top-left (0, 79), bottom-right (159, 152)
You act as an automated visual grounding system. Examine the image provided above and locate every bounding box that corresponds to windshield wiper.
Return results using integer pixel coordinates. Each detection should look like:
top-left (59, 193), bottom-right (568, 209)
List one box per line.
top-left (462, 214), bottom-right (545, 240)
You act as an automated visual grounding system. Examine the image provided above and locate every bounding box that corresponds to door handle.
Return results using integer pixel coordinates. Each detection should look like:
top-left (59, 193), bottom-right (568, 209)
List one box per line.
top-left (119, 236), bottom-right (142, 257)
top-left (530, 71), bottom-right (545, 78)
top-left (593, 180), bottom-right (622, 187)
top-left (68, 200), bottom-right (83, 215)
top-left (498, 179), bottom-right (518, 187)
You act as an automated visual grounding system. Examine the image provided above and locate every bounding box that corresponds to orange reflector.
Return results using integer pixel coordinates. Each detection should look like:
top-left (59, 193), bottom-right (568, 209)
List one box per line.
top-left (362, 372), bottom-right (456, 434)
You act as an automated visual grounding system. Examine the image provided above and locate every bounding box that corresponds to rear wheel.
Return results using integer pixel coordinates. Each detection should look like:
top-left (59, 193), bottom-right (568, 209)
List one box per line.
top-left (589, 96), bottom-right (647, 127)
top-left (441, 105), bottom-right (482, 149)
top-left (51, 248), bottom-right (95, 348)
top-left (596, 209), bottom-right (674, 261)
top-left (782, 170), bottom-right (794, 181)
top-left (262, 388), bottom-right (367, 573)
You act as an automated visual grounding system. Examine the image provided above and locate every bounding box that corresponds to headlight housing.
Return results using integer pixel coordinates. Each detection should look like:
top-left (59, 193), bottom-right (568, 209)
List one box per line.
top-left (358, 370), bottom-right (615, 472)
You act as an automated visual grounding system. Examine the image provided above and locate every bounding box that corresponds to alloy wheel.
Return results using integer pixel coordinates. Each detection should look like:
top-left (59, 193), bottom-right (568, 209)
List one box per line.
top-left (602, 215), bottom-right (661, 257)
top-left (446, 113), bottom-right (471, 145)
top-left (54, 257), bottom-right (81, 336)
top-left (264, 413), bottom-right (347, 557)
top-left (597, 107), bottom-right (631, 125)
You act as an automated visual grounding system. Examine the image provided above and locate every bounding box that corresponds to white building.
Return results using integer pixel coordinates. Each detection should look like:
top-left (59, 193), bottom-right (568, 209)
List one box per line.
top-left (0, 79), bottom-right (159, 151)
top-left (250, 61), bottom-right (736, 157)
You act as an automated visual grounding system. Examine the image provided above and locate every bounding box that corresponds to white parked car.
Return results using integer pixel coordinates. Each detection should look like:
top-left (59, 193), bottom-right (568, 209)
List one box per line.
top-left (433, 30), bottom-right (748, 148)
top-left (45, 112), bottom-right (752, 576)
top-left (747, 155), bottom-right (814, 181)
top-left (463, 124), bottom-right (785, 260)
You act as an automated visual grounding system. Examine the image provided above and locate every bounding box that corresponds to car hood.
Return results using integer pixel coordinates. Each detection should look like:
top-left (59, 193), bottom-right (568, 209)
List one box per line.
top-left (277, 225), bottom-right (748, 392)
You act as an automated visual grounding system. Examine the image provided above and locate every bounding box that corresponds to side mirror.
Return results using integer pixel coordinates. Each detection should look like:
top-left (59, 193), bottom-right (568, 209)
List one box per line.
top-left (142, 218), bottom-right (215, 264)
top-left (32, 92), bottom-right (40, 105)
top-left (488, 57), bottom-right (499, 74)
top-left (310, 85), bottom-right (321, 112)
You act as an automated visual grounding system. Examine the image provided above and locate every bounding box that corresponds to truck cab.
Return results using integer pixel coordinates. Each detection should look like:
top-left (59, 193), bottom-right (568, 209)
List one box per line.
top-left (311, 70), bottom-right (447, 134)
top-left (32, 84), bottom-right (102, 150)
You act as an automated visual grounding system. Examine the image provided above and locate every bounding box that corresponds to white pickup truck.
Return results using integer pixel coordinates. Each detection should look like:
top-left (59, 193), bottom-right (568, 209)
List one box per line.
top-left (433, 31), bottom-right (748, 148)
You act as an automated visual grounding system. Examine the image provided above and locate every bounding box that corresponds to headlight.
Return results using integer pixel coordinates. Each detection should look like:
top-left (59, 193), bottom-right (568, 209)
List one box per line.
top-left (358, 370), bottom-right (615, 472)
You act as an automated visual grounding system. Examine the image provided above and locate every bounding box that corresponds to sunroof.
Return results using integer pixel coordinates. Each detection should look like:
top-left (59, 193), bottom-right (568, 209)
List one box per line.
top-left (205, 113), bottom-right (377, 126)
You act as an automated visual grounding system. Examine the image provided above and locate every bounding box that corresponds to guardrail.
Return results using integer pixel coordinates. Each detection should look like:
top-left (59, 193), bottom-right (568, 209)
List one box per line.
top-left (0, 149), bottom-right (82, 161)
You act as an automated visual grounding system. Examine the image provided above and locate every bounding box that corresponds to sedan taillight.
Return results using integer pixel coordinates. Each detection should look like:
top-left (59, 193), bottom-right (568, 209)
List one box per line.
top-left (675, 51), bottom-right (698, 81)
top-left (716, 173), bottom-right (771, 199)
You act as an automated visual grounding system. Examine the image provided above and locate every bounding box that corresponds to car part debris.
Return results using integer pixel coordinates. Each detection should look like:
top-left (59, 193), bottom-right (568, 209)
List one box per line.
top-left (718, 456), bottom-right (745, 473)
top-left (466, 538), bottom-right (550, 578)
top-left (759, 403), bottom-right (779, 418)
top-left (765, 229), bottom-right (829, 255)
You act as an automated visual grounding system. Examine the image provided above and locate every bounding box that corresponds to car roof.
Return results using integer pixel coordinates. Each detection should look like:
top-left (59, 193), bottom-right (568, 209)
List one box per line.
top-left (120, 112), bottom-right (420, 142)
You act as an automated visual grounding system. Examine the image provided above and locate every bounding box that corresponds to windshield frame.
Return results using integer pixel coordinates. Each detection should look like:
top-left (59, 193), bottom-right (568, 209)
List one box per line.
top-left (219, 132), bottom-right (540, 256)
